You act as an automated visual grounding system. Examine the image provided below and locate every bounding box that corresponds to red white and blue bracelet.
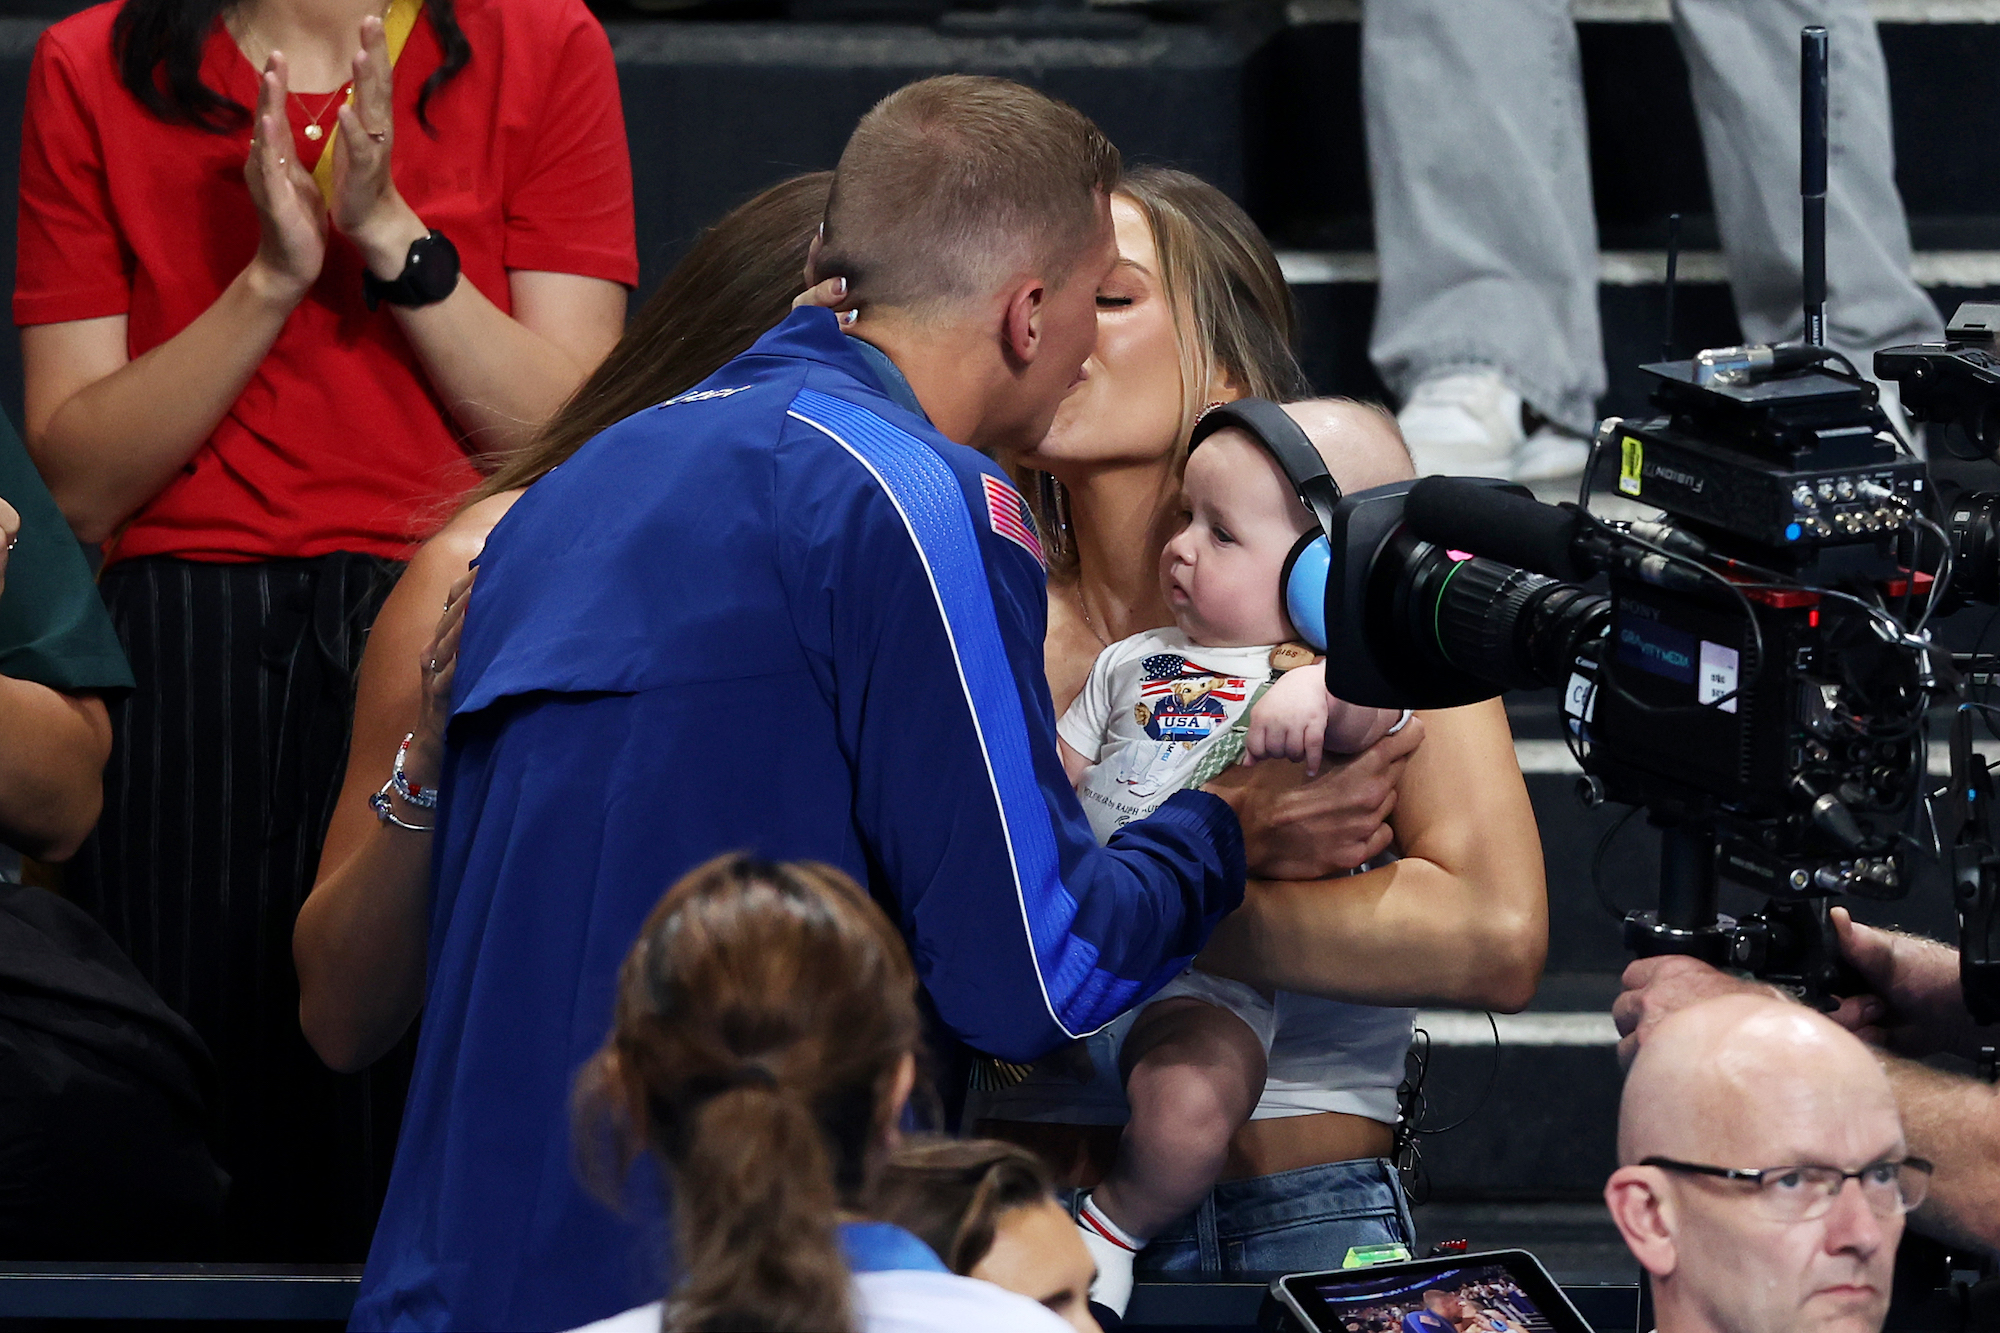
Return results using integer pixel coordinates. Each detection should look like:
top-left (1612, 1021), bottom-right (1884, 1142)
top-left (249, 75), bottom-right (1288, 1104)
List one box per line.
top-left (370, 732), bottom-right (438, 832)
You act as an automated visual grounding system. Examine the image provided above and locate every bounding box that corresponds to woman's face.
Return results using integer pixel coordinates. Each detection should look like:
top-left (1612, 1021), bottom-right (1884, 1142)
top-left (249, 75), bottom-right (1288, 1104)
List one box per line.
top-left (969, 1197), bottom-right (1103, 1333)
top-left (1018, 195), bottom-right (1211, 475)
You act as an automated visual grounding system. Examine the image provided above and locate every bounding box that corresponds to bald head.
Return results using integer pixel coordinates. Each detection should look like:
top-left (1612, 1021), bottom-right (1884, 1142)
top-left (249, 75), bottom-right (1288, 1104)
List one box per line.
top-left (1619, 995), bottom-right (1897, 1167)
top-left (1607, 995), bottom-right (1906, 1333)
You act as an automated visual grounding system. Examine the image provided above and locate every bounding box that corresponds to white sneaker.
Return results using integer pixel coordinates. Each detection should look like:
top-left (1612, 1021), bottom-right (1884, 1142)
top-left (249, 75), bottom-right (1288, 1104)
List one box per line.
top-left (1397, 370), bottom-right (1525, 479)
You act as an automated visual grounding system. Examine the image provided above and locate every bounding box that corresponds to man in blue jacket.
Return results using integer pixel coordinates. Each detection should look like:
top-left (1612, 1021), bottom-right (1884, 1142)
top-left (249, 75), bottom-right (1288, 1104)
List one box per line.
top-left (356, 76), bottom-right (1275, 1331)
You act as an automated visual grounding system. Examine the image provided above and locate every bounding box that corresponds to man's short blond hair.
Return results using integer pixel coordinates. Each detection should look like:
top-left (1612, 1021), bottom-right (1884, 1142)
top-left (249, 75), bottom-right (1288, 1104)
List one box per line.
top-left (818, 75), bottom-right (1121, 314)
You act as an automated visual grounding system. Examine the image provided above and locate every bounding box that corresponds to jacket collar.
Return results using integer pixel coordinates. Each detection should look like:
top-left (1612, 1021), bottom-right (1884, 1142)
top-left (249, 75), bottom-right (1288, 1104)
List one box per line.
top-left (748, 308), bottom-right (931, 425)
top-left (838, 1220), bottom-right (949, 1274)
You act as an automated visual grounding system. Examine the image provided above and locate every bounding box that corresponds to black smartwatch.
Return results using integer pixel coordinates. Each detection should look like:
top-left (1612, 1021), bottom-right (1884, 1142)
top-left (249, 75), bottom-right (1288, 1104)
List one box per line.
top-left (364, 230), bottom-right (460, 311)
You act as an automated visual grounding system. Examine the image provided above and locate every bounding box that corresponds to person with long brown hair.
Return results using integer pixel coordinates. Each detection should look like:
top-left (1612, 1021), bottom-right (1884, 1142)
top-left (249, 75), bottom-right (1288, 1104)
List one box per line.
top-left (294, 171), bottom-right (835, 1076)
top-left (975, 166), bottom-right (1547, 1289)
top-left (568, 855), bottom-right (1074, 1333)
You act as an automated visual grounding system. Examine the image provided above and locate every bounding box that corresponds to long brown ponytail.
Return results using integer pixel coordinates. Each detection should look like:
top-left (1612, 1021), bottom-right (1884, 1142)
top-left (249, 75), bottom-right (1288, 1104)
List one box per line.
top-left (575, 855), bottom-right (922, 1333)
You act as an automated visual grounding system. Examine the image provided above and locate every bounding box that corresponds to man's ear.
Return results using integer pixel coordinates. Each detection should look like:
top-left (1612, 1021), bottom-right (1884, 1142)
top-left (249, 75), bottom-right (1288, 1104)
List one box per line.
top-left (804, 227), bottom-right (825, 288)
top-left (1605, 1167), bottom-right (1678, 1279)
top-left (1000, 277), bottom-right (1047, 368)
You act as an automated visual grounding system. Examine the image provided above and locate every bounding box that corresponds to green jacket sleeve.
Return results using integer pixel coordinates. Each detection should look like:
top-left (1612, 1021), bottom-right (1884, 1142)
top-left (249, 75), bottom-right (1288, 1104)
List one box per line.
top-left (0, 413), bottom-right (133, 694)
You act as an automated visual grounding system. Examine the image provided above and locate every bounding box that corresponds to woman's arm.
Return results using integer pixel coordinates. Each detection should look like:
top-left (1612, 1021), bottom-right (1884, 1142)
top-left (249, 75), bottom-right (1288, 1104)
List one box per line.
top-left (295, 495), bottom-right (508, 1072)
top-left (1197, 698), bottom-right (1547, 1012)
top-left (23, 59), bottom-right (325, 543)
top-left (332, 18), bottom-right (624, 455)
top-left (0, 679), bottom-right (110, 862)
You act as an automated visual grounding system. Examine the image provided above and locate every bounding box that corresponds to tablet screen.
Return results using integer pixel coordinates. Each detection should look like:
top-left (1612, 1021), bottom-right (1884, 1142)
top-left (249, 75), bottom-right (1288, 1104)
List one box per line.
top-left (1273, 1250), bottom-right (1591, 1333)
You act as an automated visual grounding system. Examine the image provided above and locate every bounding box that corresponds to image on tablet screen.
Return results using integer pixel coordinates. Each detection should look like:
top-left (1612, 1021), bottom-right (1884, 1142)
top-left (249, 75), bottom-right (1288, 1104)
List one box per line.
top-left (1314, 1263), bottom-right (1555, 1333)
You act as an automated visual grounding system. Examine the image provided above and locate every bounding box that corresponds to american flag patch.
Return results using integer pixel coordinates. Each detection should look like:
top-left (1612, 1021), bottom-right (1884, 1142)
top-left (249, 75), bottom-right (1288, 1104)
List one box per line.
top-left (1138, 653), bottom-right (1247, 701)
top-left (982, 474), bottom-right (1045, 568)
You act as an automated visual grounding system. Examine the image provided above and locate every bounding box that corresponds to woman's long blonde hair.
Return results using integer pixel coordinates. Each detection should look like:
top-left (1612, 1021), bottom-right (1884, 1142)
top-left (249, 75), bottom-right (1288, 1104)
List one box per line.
top-left (1024, 166), bottom-right (1311, 576)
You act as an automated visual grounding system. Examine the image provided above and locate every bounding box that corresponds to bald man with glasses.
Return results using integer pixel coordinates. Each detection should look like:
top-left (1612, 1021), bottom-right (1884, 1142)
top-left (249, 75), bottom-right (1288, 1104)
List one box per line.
top-left (1605, 995), bottom-right (1930, 1333)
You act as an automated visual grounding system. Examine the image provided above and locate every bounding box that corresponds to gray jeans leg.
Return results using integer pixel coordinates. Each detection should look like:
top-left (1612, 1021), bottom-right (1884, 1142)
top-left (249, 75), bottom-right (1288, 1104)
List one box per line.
top-left (1672, 0), bottom-right (1941, 361)
top-left (1363, 0), bottom-right (1605, 435)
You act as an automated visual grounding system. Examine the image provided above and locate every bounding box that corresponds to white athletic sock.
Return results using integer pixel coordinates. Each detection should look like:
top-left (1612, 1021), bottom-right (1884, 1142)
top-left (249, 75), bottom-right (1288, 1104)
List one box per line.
top-left (1075, 1190), bottom-right (1143, 1317)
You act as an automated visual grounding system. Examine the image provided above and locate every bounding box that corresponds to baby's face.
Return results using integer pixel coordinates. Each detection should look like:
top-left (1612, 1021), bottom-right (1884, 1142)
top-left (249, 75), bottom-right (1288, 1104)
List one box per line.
top-left (1160, 430), bottom-right (1310, 647)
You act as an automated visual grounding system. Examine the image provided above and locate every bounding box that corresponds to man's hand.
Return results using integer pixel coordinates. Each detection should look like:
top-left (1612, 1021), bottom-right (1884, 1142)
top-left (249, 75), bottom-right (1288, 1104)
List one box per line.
top-left (1612, 955), bottom-right (1783, 1068)
top-left (1828, 908), bottom-right (1981, 1060)
top-left (1203, 715), bottom-right (1422, 879)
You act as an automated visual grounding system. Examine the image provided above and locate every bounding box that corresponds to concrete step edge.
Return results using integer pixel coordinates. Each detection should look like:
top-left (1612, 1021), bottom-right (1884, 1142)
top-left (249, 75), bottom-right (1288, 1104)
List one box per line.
top-left (1280, 249), bottom-right (2000, 288)
top-left (1285, 0), bottom-right (2000, 25)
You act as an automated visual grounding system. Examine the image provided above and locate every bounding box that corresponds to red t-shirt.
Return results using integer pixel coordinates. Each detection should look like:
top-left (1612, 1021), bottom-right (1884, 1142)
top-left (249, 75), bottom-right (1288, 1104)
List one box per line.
top-left (14, 0), bottom-right (637, 564)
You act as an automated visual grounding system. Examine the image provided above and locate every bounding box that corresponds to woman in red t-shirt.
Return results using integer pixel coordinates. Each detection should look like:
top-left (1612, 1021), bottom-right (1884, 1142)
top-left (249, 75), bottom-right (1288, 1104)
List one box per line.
top-left (13, 0), bottom-right (635, 1260)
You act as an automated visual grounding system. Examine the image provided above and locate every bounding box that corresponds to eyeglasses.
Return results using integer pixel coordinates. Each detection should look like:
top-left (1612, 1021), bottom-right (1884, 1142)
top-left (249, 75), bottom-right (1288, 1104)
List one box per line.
top-left (1641, 1156), bottom-right (1934, 1221)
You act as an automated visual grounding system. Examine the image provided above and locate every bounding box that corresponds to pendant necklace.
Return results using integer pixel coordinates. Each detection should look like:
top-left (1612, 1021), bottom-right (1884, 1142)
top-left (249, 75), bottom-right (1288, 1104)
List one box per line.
top-left (229, 6), bottom-right (379, 142)
top-left (296, 85), bottom-right (350, 141)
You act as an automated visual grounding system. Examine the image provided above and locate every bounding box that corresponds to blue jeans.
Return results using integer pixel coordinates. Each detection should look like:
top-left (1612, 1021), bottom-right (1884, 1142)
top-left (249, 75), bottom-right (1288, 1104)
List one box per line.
top-left (1134, 1157), bottom-right (1415, 1276)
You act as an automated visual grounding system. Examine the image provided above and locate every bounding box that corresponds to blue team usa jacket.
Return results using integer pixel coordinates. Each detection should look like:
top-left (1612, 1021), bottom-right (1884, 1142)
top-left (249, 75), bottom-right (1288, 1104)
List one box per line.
top-left (348, 307), bottom-right (1248, 1331)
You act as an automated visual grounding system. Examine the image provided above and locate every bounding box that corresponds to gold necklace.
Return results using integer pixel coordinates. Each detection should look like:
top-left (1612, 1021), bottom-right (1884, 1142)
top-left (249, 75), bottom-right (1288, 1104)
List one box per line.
top-left (230, 5), bottom-right (380, 140)
top-left (294, 84), bottom-right (349, 141)
top-left (1073, 582), bottom-right (1111, 649)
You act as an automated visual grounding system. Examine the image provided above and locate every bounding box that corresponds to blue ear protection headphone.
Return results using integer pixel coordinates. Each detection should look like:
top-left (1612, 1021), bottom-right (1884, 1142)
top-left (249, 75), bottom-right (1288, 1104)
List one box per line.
top-left (1185, 398), bottom-right (1341, 652)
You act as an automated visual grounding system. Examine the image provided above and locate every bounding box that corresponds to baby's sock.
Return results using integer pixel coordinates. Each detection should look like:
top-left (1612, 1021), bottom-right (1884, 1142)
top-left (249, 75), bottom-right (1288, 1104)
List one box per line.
top-left (1075, 1190), bottom-right (1144, 1317)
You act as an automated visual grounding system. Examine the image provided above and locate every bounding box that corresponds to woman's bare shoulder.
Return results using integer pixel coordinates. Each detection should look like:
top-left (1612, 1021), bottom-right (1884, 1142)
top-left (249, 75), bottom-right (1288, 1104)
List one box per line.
top-left (375, 491), bottom-right (523, 639)
top-left (417, 491), bottom-right (522, 577)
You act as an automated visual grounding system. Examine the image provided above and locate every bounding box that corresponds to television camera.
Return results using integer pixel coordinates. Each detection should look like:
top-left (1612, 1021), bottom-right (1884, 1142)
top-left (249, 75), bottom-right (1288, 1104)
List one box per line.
top-left (1303, 36), bottom-right (2000, 1019)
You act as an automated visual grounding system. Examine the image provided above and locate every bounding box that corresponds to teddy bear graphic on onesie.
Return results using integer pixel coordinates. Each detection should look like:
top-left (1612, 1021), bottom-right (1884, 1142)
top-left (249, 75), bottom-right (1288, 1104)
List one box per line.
top-left (1117, 653), bottom-right (1251, 801)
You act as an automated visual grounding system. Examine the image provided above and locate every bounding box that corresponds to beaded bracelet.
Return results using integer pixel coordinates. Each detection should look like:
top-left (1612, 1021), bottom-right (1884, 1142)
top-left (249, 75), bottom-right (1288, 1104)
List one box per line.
top-left (390, 733), bottom-right (439, 809)
top-left (370, 780), bottom-right (434, 832)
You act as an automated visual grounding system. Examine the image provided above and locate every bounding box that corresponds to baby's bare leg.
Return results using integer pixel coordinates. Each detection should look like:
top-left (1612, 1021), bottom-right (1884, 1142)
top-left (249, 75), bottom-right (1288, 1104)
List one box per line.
top-left (1092, 996), bottom-right (1269, 1239)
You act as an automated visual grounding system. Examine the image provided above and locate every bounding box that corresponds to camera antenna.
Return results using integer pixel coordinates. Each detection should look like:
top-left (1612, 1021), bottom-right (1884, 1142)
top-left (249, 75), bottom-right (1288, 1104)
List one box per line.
top-left (1662, 211), bottom-right (1682, 362)
top-left (1802, 25), bottom-right (1829, 347)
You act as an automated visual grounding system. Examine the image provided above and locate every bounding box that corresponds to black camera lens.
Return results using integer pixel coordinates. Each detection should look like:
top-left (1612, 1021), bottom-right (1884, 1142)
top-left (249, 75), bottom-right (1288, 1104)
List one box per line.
top-left (1391, 540), bottom-right (1610, 693)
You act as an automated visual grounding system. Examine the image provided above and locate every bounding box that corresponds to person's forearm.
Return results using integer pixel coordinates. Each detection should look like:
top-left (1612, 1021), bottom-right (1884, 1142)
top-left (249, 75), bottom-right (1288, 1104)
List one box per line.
top-left (0, 679), bottom-right (109, 862)
top-left (391, 281), bottom-right (597, 453)
top-left (1198, 855), bottom-right (1545, 1011)
top-left (1885, 1053), bottom-right (2000, 1250)
top-left (295, 817), bottom-right (430, 1073)
top-left (26, 264), bottom-right (299, 544)
top-left (354, 212), bottom-right (596, 454)
top-left (1200, 699), bottom-right (1547, 1011)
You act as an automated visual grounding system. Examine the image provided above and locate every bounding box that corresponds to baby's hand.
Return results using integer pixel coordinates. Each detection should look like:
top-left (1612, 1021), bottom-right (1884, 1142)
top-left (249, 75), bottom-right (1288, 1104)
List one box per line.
top-left (1244, 667), bottom-right (1331, 776)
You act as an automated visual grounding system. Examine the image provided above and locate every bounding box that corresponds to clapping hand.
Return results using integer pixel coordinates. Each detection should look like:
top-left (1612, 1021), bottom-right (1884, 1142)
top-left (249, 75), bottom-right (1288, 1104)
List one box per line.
top-left (244, 53), bottom-right (329, 301)
top-left (330, 15), bottom-right (428, 276)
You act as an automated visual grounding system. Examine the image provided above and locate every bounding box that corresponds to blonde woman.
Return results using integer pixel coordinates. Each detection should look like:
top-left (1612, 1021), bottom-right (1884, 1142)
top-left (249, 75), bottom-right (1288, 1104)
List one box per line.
top-left (975, 167), bottom-right (1548, 1280)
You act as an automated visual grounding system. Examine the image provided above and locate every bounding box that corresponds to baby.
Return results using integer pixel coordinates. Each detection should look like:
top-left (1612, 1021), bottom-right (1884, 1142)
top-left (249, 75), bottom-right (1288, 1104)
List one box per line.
top-left (1060, 399), bottom-right (1416, 1312)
